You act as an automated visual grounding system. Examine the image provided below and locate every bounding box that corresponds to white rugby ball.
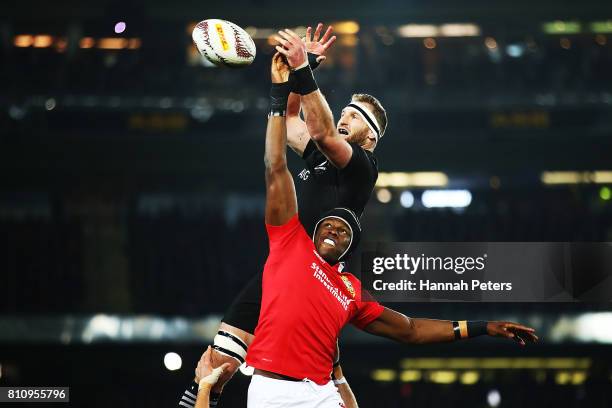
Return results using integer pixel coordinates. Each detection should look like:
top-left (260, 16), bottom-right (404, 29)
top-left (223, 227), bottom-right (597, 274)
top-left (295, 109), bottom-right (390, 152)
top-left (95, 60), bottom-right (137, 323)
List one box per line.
top-left (192, 19), bottom-right (256, 67)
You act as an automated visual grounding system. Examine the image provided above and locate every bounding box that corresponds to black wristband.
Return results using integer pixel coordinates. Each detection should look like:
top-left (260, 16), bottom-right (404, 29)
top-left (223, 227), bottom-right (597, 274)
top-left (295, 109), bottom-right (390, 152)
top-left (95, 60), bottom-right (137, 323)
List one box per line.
top-left (452, 321), bottom-right (461, 340)
top-left (467, 320), bottom-right (488, 338)
top-left (308, 52), bottom-right (321, 70)
top-left (291, 65), bottom-right (318, 95)
top-left (269, 82), bottom-right (292, 116)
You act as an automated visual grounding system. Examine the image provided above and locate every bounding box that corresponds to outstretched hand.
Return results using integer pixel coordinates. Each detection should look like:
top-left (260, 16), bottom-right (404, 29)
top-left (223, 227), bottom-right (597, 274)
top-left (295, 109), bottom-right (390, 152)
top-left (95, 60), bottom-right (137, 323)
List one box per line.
top-left (487, 322), bottom-right (539, 346)
top-left (274, 29), bottom-right (307, 69)
top-left (304, 23), bottom-right (337, 64)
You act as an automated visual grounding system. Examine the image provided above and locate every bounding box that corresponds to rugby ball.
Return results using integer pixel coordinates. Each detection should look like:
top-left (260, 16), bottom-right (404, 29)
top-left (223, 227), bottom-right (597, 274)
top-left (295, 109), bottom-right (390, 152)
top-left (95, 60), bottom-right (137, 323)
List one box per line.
top-left (192, 19), bottom-right (256, 67)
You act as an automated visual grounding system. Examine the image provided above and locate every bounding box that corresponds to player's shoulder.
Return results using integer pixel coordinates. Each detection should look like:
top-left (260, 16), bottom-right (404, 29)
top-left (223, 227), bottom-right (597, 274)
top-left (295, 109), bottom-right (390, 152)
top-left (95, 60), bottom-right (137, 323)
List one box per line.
top-left (267, 214), bottom-right (310, 243)
top-left (347, 142), bottom-right (378, 166)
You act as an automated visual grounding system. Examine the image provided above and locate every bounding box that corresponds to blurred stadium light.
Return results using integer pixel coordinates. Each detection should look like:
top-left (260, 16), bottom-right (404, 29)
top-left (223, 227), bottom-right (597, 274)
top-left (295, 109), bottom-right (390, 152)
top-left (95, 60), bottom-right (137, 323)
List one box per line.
top-left (487, 389), bottom-right (501, 407)
top-left (421, 190), bottom-right (472, 208)
top-left (376, 172), bottom-right (448, 188)
top-left (543, 21), bottom-right (582, 34)
top-left (541, 171), bottom-right (612, 184)
top-left (163, 352), bottom-right (182, 371)
top-left (376, 188), bottom-right (392, 203)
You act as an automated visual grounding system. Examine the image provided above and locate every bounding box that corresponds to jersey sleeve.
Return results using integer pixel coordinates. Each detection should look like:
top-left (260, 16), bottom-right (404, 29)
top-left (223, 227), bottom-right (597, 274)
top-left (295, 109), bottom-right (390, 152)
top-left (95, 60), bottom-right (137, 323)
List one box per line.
top-left (301, 140), bottom-right (317, 159)
top-left (350, 289), bottom-right (384, 329)
top-left (265, 214), bottom-right (303, 250)
top-left (340, 143), bottom-right (377, 182)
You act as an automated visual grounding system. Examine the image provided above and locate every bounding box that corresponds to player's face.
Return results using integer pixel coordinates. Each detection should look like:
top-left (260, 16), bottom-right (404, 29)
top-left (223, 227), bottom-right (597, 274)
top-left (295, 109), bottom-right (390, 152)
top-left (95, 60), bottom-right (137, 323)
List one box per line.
top-left (314, 217), bottom-right (352, 264)
top-left (337, 106), bottom-right (374, 145)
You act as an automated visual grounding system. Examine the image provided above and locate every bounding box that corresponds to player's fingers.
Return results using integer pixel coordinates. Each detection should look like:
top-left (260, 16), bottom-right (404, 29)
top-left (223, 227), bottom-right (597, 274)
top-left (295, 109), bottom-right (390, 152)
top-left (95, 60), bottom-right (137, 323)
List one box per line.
top-left (277, 31), bottom-right (295, 46)
top-left (506, 323), bottom-right (535, 332)
top-left (320, 26), bottom-right (334, 44)
top-left (275, 46), bottom-right (289, 56)
top-left (283, 29), bottom-right (302, 43)
top-left (274, 34), bottom-right (289, 46)
top-left (220, 363), bottom-right (231, 372)
top-left (313, 23), bottom-right (323, 42)
top-left (306, 26), bottom-right (312, 43)
top-left (204, 345), bottom-right (212, 364)
top-left (322, 35), bottom-right (337, 50)
top-left (199, 345), bottom-right (209, 361)
top-left (316, 56), bottom-right (326, 63)
top-left (506, 321), bottom-right (535, 330)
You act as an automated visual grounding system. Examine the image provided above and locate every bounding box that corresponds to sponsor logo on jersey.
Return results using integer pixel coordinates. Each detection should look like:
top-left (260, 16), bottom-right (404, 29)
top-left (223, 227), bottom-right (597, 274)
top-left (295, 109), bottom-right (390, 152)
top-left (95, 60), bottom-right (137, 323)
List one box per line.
top-left (298, 169), bottom-right (310, 180)
top-left (314, 160), bottom-right (328, 173)
top-left (315, 160), bottom-right (328, 170)
top-left (341, 275), bottom-right (356, 298)
top-left (311, 260), bottom-right (352, 310)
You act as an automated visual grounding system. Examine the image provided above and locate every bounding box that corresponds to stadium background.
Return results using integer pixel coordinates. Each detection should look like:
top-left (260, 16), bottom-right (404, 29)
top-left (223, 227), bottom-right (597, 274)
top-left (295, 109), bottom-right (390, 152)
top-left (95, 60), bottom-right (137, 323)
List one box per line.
top-left (1, 0), bottom-right (612, 406)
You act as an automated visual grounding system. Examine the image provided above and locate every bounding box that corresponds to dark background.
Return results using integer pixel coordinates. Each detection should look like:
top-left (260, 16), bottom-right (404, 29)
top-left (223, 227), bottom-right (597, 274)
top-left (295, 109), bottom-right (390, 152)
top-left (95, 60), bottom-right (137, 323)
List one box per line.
top-left (1, 0), bottom-right (612, 406)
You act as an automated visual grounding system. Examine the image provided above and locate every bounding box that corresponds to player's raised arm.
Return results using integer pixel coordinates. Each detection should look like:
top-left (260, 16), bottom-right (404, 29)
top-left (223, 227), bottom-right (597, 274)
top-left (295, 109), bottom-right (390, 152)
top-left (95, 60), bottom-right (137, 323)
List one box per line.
top-left (364, 307), bottom-right (539, 346)
top-left (285, 24), bottom-right (337, 157)
top-left (285, 94), bottom-right (310, 157)
top-left (275, 28), bottom-right (352, 168)
top-left (264, 53), bottom-right (298, 226)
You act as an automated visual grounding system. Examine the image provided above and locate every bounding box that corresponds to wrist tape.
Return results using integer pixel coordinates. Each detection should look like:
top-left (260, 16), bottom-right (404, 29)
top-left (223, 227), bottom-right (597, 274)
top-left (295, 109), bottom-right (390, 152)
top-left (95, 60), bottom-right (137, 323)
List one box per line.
top-left (199, 366), bottom-right (225, 388)
top-left (333, 377), bottom-right (347, 385)
top-left (453, 320), bottom-right (488, 339)
top-left (291, 65), bottom-right (318, 95)
top-left (308, 53), bottom-right (321, 70)
top-left (269, 82), bottom-right (292, 116)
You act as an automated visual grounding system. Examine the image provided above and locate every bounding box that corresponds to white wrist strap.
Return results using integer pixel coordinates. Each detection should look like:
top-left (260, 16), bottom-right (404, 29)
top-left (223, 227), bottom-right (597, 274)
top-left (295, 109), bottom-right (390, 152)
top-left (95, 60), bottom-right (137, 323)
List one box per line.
top-left (333, 377), bottom-right (347, 385)
top-left (199, 366), bottom-right (225, 389)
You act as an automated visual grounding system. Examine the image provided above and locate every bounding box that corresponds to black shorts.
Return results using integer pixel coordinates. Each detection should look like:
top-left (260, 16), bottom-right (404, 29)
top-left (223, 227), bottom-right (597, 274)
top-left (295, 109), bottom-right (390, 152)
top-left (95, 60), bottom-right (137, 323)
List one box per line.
top-left (222, 272), bottom-right (262, 335)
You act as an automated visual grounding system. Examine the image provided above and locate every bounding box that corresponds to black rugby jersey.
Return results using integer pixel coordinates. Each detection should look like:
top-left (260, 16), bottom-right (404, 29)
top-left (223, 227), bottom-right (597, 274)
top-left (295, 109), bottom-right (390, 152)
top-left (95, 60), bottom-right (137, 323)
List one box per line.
top-left (296, 140), bottom-right (378, 236)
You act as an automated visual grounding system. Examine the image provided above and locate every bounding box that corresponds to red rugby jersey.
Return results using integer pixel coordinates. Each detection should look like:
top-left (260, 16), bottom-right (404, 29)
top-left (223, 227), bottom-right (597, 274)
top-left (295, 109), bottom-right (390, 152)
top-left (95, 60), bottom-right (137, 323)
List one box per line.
top-left (246, 214), bottom-right (384, 385)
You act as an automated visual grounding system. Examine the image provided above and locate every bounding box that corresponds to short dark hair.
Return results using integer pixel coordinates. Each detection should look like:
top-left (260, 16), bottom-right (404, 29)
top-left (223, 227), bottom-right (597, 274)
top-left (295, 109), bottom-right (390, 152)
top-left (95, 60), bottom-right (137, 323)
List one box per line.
top-left (351, 93), bottom-right (388, 137)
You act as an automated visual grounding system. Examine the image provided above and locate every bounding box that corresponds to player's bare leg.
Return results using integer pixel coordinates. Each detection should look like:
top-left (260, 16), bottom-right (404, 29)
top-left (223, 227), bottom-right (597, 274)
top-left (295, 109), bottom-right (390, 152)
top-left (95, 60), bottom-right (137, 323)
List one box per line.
top-left (206, 322), bottom-right (254, 394)
top-left (180, 323), bottom-right (254, 407)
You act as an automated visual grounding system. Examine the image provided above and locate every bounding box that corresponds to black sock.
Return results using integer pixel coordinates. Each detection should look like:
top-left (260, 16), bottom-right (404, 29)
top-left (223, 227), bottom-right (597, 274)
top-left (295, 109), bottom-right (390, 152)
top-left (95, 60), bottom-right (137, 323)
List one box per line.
top-left (210, 391), bottom-right (222, 408)
top-left (178, 381), bottom-right (198, 408)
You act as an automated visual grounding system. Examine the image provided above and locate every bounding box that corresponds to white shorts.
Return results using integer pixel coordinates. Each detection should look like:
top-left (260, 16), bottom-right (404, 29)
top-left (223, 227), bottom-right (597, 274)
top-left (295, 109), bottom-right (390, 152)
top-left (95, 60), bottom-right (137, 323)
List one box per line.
top-left (247, 374), bottom-right (344, 408)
